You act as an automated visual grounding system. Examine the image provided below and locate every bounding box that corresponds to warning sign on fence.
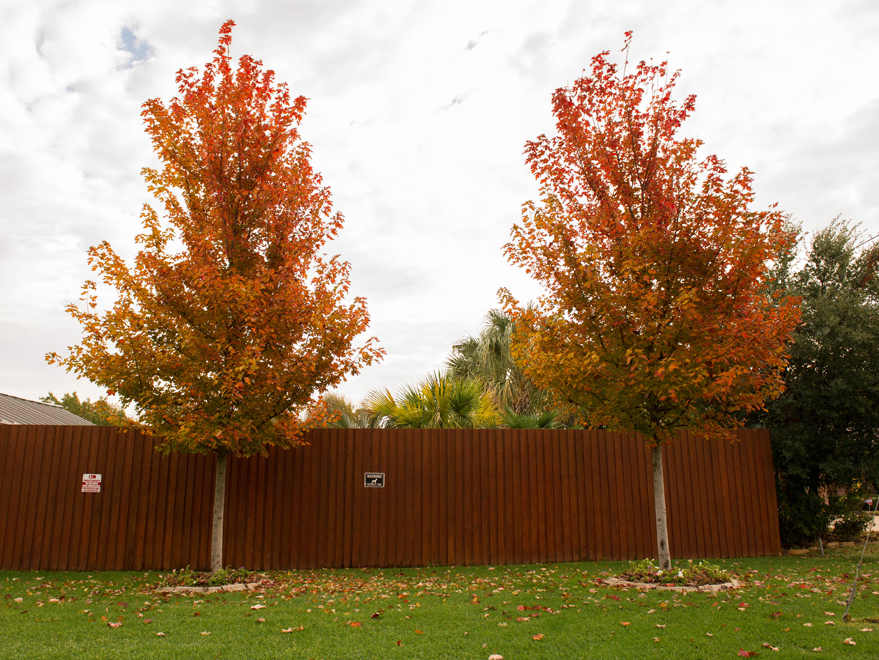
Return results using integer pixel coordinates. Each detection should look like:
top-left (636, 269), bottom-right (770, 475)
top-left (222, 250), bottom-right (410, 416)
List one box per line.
top-left (364, 472), bottom-right (385, 488)
top-left (82, 474), bottom-right (102, 493)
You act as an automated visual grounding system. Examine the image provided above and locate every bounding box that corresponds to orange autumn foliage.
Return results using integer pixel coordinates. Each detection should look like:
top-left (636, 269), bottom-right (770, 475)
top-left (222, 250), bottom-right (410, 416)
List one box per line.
top-left (501, 34), bottom-right (800, 446)
top-left (48, 21), bottom-right (382, 457)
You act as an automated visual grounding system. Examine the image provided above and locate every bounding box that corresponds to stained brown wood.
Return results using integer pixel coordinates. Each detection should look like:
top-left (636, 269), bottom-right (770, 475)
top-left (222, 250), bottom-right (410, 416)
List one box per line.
top-left (0, 426), bottom-right (781, 570)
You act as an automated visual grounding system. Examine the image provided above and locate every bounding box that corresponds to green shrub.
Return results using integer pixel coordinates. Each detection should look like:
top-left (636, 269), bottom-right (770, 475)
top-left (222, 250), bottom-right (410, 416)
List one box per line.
top-left (776, 488), bottom-right (832, 548)
top-left (827, 488), bottom-right (873, 542)
top-left (829, 513), bottom-right (871, 542)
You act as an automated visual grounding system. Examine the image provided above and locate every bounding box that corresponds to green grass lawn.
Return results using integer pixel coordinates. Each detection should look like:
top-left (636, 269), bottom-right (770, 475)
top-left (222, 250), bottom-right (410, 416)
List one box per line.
top-left (3, 547), bottom-right (879, 659)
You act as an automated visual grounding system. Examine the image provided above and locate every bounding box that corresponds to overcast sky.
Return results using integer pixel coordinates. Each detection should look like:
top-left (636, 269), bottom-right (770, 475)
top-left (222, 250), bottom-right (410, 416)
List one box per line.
top-left (2, 0), bottom-right (877, 410)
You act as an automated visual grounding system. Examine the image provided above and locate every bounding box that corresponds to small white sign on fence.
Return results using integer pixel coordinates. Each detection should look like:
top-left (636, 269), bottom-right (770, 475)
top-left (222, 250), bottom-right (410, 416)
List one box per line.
top-left (82, 474), bottom-right (102, 493)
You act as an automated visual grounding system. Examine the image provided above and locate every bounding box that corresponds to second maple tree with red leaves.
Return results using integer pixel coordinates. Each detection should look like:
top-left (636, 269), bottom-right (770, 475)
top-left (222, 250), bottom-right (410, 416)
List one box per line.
top-left (48, 22), bottom-right (382, 570)
top-left (501, 34), bottom-right (800, 568)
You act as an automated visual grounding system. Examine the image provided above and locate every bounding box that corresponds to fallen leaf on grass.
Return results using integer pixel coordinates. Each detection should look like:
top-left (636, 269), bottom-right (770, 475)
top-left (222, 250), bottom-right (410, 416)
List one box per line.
top-left (860, 628), bottom-right (874, 632)
top-left (370, 612), bottom-right (381, 619)
top-left (200, 631), bottom-right (211, 636)
top-left (532, 633), bottom-right (545, 640)
top-left (738, 650), bottom-right (758, 658)
top-left (761, 643), bottom-right (779, 651)
top-left (107, 622), bottom-right (122, 628)
top-left (706, 633), bottom-right (713, 637)
top-left (803, 623), bottom-right (813, 627)
top-left (349, 621), bottom-right (362, 628)
top-left (620, 622), bottom-right (630, 626)
top-left (823, 612), bottom-right (835, 616)
top-left (655, 624), bottom-right (666, 629)
top-left (143, 618), bottom-right (153, 624)
top-left (812, 647), bottom-right (821, 652)
top-left (257, 618), bottom-right (265, 623)
top-left (653, 637), bottom-right (661, 642)
top-left (516, 617), bottom-right (530, 622)
top-left (843, 638), bottom-right (856, 646)
top-left (396, 640), bottom-right (402, 647)
top-left (824, 621), bottom-right (835, 626)
top-left (14, 598), bottom-right (23, 603)
top-left (156, 632), bottom-right (166, 637)
top-left (415, 630), bottom-right (424, 634)
top-left (251, 604), bottom-right (266, 610)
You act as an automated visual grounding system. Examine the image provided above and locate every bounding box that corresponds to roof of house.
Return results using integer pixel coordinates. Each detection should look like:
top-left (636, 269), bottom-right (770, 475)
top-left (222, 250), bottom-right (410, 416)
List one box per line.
top-left (0, 392), bottom-right (96, 426)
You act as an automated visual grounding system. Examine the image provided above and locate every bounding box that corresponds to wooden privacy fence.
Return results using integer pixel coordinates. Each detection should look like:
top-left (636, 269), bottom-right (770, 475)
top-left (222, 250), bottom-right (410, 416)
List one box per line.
top-left (0, 425), bottom-right (780, 572)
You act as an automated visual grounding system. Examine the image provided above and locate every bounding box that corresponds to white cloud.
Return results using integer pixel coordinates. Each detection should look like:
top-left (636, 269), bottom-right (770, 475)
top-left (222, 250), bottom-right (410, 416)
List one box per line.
top-left (1, 0), bottom-right (876, 408)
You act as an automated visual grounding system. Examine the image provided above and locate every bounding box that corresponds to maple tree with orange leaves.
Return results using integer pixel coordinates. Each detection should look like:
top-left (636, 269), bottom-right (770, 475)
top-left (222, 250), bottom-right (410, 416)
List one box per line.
top-left (47, 21), bottom-right (383, 571)
top-left (500, 33), bottom-right (800, 569)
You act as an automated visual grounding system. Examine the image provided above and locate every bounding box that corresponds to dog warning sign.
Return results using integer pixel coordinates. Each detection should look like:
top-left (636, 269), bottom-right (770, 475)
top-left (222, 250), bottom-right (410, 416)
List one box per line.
top-left (364, 472), bottom-right (385, 488)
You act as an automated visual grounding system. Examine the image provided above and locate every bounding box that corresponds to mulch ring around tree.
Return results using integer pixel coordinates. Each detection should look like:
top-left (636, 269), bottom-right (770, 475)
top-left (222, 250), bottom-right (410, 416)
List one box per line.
top-left (600, 576), bottom-right (742, 593)
top-left (155, 568), bottom-right (273, 594)
top-left (602, 559), bottom-right (743, 593)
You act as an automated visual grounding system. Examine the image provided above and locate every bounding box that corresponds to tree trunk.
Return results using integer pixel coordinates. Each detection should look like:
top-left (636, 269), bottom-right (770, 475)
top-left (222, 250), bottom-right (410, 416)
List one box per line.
top-left (211, 452), bottom-right (228, 573)
top-left (652, 444), bottom-right (671, 570)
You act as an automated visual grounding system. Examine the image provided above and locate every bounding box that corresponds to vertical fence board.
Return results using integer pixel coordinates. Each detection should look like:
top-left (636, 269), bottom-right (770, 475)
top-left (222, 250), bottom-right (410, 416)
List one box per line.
top-left (620, 435), bottom-right (637, 560)
top-left (488, 431), bottom-right (499, 566)
top-left (477, 432), bottom-right (491, 566)
top-left (0, 427), bottom-right (19, 568)
top-left (707, 438), bottom-right (729, 558)
top-left (742, 431), bottom-right (762, 556)
top-left (700, 436), bottom-right (723, 558)
top-left (504, 430), bottom-right (518, 565)
top-left (47, 427), bottom-right (74, 570)
top-left (513, 430), bottom-right (529, 564)
top-left (27, 426), bottom-right (56, 570)
top-left (58, 427), bottom-right (84, 572)
top-left (312, 436), bottom-right (328, 569)
top-left (664, 443), bottom-right (683, 559)
top-left (11, 425), bottom-right (39, 570)
top-left (175, 453), bottom-right (195, 570)
top-left (687, 434), bottom-right (704, 558)
top-left (255, 454), bottom-right (270, 569)
top-left (760, 431), bottom-right (782, 554)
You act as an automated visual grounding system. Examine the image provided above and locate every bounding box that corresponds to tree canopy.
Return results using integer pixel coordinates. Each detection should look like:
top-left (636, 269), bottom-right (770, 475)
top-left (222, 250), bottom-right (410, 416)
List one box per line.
top-left (47, 21), bottom-right (382, 456)
top-left (500, 34), bottom-right (800, 567)
top-left (760, 220), bottom-right (879, 543)
top-left (40, 392), bottom-right (131, 426)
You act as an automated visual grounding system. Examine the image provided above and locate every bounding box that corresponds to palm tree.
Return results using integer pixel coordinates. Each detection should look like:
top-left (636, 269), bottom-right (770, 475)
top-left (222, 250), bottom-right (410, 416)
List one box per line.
top-left (446, 309), bottom-right (548, 416)
top-left (365, 372), bottom-right (499, 429)
top-left (500, 408), bottom-right (561, 429)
